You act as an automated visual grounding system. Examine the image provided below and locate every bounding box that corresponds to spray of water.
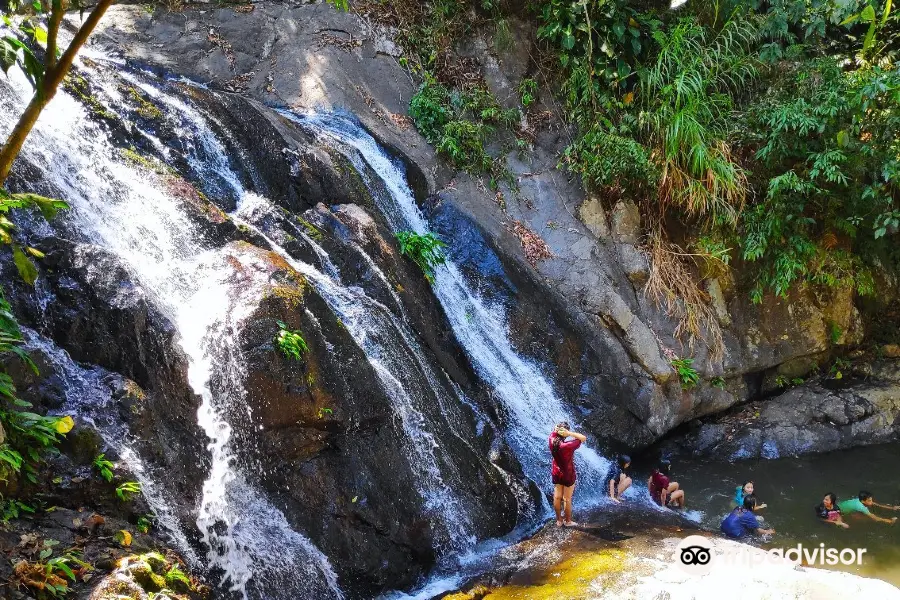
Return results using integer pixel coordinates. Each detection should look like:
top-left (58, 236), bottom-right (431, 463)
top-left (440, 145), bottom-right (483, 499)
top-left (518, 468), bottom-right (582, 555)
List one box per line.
top-left (281, 111), bottom-right (612, 504)
top-left (0, 60), bottom-right (343, 599)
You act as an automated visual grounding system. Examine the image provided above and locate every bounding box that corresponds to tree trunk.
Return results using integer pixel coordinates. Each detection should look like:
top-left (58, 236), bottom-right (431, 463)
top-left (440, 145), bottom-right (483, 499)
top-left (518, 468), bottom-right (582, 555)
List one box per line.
top-left (0, 0), bottom-right (115, 186)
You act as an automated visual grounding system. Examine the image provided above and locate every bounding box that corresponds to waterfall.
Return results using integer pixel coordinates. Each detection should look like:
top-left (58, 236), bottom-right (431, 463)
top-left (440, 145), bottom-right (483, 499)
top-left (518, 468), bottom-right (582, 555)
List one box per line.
top-left (0, 61), bottom-right (342, 598)
top-left (20, 328), bottom-right (198, 565)
top-left (280, 112), bottom-right (612, 504)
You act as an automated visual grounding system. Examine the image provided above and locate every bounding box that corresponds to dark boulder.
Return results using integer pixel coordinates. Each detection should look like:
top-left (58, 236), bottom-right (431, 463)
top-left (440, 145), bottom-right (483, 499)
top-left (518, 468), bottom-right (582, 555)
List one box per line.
top-left (659, 360), bottom-right (900, 460)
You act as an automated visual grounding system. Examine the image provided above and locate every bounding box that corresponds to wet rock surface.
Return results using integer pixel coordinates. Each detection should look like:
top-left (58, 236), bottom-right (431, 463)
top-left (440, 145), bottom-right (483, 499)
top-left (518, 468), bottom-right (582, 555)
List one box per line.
top-left (437, 506), bottom-right (900, 600)
top-left (659, 360), bottom-right (900, 460)
top-left (89, 2), bottom-right (889, 449)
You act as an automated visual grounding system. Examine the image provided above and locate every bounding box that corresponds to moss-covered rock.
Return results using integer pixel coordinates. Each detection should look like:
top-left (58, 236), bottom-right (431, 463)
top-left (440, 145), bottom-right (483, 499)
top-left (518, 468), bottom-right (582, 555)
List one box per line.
top-left (126, 558), bottom-right (166, 592)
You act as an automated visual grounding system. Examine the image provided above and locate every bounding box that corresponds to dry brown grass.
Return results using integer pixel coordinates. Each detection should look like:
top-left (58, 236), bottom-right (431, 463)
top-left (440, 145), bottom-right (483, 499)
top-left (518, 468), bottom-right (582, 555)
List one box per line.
top-left (644, 224), bottom-right (725, 362)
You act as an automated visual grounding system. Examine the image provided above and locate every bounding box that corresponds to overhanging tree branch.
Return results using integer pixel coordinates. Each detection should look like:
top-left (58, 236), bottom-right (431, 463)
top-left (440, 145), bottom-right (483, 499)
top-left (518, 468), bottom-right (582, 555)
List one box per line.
top-left (0, 0), bottom-right (114, 186)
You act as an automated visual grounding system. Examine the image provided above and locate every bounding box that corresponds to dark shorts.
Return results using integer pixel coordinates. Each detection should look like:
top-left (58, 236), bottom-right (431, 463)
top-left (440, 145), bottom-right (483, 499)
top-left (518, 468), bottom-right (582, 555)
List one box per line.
top-left (553, 474), bottom-right (576, 487)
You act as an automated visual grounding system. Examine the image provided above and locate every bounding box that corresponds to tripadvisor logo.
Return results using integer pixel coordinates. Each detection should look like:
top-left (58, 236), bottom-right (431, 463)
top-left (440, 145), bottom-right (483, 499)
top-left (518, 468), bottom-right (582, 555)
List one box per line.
top-left (674, 535), bottom-right (715, 575)
top-left (673, 535), bottom-right (867, 575)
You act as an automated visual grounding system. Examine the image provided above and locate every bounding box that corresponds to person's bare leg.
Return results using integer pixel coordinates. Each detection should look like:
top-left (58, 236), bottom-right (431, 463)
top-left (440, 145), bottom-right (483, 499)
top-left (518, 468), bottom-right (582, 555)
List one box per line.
top-left (563, 484), bottom-right (576, 525)
top-left (618, 475), bottom-right (632, 498)
top-left (667, 482), bottom-right (680, 493)
top-left (554, 485), bottom-right (564, 526)
top-left (670, 489), bottom-right (685, 508)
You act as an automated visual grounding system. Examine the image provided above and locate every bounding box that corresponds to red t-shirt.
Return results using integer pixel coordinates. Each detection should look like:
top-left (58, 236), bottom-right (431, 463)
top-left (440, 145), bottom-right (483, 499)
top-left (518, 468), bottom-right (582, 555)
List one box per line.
top-left (649, 471), bottom-right (670, 504)
top-left (549, 433), bottom-right (581, 486)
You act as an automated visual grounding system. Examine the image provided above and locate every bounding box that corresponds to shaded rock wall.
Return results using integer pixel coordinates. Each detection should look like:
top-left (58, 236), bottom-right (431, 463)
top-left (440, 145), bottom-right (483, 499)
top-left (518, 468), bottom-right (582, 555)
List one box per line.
top-left (659, 360), bottom-right (900, 460)
top-left (89, 3), bottom-right (881, 453)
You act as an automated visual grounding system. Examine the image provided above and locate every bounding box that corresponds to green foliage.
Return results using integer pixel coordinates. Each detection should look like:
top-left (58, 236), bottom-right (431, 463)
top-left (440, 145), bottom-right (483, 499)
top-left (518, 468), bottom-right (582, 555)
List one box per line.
top-left (116, 481), bottom-right (142, 502)
top-left (671, 357), bottom-right (700, 390)
top-left (317, 407), bottom-right (333, 419)
top-left (0, 11), bottom-right (49, 91)
top-left (13, 540), bottom-right (91, 597)
top-left (137, 514), bottom-right (154, 534)
top-left (165, 564), bottom-right (190, 588)
top-left (0, 189), bottom-right (68, 284)
top-left (1, 497), bottom-right (34, 521)
top-left (518, 78), bottom-right (538, 107)
top-left (325, 0), bottom-right (349, 11)
top-left (829, 356), bottom-right (851, 379)
top-left (93, 453), bottom-right (114, 482)
top-left (408, 79), bottom-right (514, 175)
top-left (275, 321), bottom-right (309, 360)
top-left (741, 58), bottom-right (896, 300)
top-left (0, 290), bottom-right (72, 487)
top-left (436, 120), bottom-right (493, 172)
top-left (535, 0), bottom-right (898, 310)
top-left (710, 375), bottom-right (726, 389)
top-left (395, 231), bottom-right (447, 283)
top-left (828, 320), bottom-right (843, 344)
top-left (409, 80), bottom-right (452, 143)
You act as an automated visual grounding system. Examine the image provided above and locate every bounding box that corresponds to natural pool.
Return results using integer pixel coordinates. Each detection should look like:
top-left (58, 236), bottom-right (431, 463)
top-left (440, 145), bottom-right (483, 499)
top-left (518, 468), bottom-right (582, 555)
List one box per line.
top-left (668, 442), bottom-right (900, 586)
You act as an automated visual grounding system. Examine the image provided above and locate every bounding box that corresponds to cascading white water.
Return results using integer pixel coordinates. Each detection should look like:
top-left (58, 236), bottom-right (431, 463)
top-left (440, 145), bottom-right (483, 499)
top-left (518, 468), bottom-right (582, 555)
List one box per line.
top-left (234, 194), bottom-right (479, 552)
top-left (20, 328), bottom-right (198, 565)
top-left (281, 112), bottom-right (612, 504)
top-left (0, 60), bottom-right (343, 598)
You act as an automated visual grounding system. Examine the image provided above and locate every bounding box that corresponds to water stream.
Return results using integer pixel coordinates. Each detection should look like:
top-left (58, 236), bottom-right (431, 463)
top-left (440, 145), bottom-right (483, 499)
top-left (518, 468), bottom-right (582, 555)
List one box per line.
top-left (0, 60), bottom-right (343, 599)
top-left (281, 111), bottom-right (612, 502)
top-left (0, 47), bottom-right (637, 598)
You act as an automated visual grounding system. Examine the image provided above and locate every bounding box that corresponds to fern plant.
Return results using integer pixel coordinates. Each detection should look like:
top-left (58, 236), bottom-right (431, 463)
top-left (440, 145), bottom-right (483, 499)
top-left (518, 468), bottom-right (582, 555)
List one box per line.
top-left (93, 453), bottom-right (114, 482)
top-left (671, 357), bottom-right (700, 390)
top-left (115, 481), bottom-right (141, 502)
top-left (275, 321), bottom-right (309, 360)
top-left (395, 231), bottom-right (447, 283)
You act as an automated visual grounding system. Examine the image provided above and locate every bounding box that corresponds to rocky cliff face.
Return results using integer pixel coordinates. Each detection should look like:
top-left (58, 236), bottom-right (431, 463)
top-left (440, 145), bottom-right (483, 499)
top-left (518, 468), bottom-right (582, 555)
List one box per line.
top-left (0, 3), bottom-right (895, 598)
top-left (91, 2), bottom-right (884, 450)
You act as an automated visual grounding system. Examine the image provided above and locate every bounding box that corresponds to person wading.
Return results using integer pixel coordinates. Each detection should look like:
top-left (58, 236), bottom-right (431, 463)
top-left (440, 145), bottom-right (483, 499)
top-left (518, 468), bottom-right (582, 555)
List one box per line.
top-left (549, 421), bottom-right (587, 527)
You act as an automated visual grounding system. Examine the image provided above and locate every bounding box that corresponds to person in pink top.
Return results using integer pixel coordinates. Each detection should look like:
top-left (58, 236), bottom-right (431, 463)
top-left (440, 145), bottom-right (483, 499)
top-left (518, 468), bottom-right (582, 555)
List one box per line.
top-left (549, 421), bottom-right (587, 527)
top-left (648, 459), bottom-right (685, 508)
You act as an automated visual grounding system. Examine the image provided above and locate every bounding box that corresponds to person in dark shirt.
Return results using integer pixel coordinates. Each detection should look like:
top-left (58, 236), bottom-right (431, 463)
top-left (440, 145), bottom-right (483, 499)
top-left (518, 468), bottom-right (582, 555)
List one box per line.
top-left (815, 493), bottom-right (849, 529)
top-left (647, 459), bottom-right (685, 508)
top-left (721, 494), bottom-right (775, 538)
top-left (607, 454), bottom-right (632, 503)
top-left (549, 421), bottom-right (587, 527)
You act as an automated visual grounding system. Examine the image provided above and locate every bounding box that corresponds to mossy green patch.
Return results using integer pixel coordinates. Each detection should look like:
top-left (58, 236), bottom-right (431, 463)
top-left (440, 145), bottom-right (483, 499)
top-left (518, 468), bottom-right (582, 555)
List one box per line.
top-left (267, 284), bottom-right (305, 308)
top-left (63, 73), bottom-right (116, 121)
top-left (121, 84), bottom-right (164, 120)
top-left (296, 216), bottom-right (323, 241)
top-left (482, 549), bottom-right (626, 600)
top-left (119, 147), bottom-right (168, 174)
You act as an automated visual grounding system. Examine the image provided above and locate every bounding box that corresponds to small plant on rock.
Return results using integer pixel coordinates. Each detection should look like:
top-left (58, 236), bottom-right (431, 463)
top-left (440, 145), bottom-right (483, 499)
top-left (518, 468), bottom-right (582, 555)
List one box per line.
top-left (395, 231), bottom-right (447, 283)
top-left (93, 453), bottom-right (114, 482)
top-left (671, 358), bottom-right (700, 390)
top-left (275, 321), bottom-right (309, 360)
top-left (518, 78), bottom-right (538, 107)
top-left (710, 376), bottom-right (726, 390)
top-left (13, 540), bottom-right (91, 598)
top-left (137, 514), bottom-right (154, 534)
top-left (116, 481), bottom-right (142, 502)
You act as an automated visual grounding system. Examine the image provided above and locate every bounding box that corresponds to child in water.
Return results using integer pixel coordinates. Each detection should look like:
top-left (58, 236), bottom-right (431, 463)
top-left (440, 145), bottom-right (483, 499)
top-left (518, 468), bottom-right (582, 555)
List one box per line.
top-left (815, 493), bottom-right (849, 528)
top-left (735, 481), bottom-right (767, 510)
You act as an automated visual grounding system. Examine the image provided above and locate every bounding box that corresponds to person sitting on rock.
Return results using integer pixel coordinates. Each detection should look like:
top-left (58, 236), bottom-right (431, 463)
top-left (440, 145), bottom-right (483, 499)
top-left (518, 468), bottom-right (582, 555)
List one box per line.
top-left (607, 454), bottom-right (632, 503)
top-left (721, 494), bottom-right (775, 538)
top-left (815, 493), bottom-right (849, 528)
top-left (735, 480), bottom-right (767, 510)
top-left (549, 421), bottom-right (587, 527)
top-left (648, 459), bottom-right (684, 509)
top-left (838, 491), bottom-right (899, 524)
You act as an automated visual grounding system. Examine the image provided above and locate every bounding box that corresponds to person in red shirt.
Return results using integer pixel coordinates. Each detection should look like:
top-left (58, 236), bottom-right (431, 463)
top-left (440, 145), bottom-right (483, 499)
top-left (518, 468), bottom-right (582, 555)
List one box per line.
top-left (549, 421), bottom-right (587, 527)
top-left (647, 459), bottom-right (685, 508)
